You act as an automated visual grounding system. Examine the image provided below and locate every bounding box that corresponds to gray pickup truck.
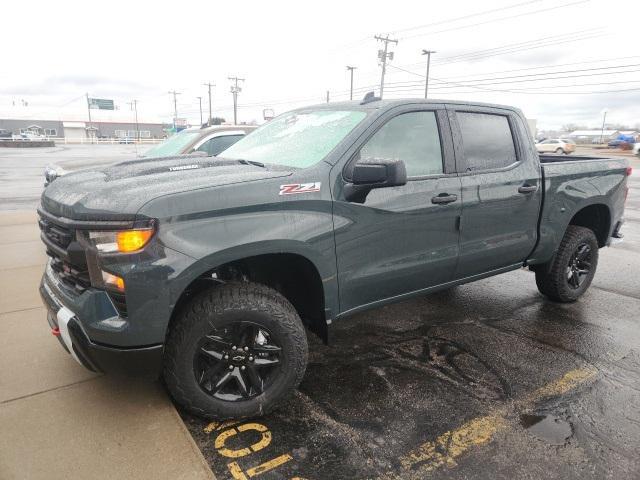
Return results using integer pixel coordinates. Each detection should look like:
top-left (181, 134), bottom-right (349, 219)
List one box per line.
top-left (38, 97), bottom-right (630, 419)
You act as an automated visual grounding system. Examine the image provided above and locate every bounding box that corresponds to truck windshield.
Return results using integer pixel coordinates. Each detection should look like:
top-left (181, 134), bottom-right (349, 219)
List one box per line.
top-left (142, 130), bottom-right (201, 158)
top-left (221, 110), bottom-right (367, 168)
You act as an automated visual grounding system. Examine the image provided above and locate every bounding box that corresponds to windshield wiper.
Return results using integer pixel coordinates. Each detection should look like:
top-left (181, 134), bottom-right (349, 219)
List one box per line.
top-left (235, 159), bottom-right (266, 168)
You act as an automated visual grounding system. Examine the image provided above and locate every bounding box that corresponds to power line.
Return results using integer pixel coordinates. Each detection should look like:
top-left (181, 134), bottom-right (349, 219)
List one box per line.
top-left (399, 0), bottom-right (590, 40)
top-left (390, 0), bottom-right (540, 35)
top-left (433, 29), bottom-right (603, 65)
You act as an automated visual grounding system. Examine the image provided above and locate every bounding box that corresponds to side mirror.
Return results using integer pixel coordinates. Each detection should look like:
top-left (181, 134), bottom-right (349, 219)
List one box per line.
top-left (345, 158), bottom-right (407, 203)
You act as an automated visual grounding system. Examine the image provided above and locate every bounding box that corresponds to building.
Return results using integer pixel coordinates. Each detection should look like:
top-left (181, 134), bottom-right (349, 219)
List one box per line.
top-left (568, 130), bottom-right (619, 144)
top-left (0, 118), bottom-right (168, 140)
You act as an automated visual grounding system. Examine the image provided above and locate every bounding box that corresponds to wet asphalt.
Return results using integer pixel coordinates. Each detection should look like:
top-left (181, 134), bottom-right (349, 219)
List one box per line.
top-left (2, 145), bottom-right (639, 479)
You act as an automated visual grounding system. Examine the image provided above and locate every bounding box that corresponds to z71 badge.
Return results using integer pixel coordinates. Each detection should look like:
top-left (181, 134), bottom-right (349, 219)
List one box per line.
top-left (279, 182), bottom-right (321, 196)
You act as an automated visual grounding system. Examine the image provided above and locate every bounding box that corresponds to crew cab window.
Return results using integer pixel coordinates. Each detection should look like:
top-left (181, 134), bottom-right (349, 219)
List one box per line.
top-left (196, 134), bottom-right (244, 156)
top-left (360, 111), bottom-right (443, 177)
top-left (457, 112), bottom-right (517, 171)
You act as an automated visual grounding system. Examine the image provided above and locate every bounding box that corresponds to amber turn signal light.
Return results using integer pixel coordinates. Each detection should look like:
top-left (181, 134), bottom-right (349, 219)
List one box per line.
top-left (116, 229), bottom-right (154, 253)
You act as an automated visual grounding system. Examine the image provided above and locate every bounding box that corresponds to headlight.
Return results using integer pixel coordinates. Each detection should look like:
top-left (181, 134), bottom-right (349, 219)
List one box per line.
top-left (87, 228), bottom-right (155, 253)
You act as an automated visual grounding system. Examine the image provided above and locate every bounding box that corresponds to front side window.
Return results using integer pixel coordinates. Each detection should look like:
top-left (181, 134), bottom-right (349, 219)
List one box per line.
top-left (457, 112), bottom-right (517, 171)
top-left (221, 110), bottom-right (367, 168)
top-left (359, 111), bottom-right (443, 177)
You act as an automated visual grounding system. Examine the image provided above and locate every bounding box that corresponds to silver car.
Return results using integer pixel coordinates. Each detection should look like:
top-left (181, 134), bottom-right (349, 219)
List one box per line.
top-left (45, 125), bottom-right (257, 185)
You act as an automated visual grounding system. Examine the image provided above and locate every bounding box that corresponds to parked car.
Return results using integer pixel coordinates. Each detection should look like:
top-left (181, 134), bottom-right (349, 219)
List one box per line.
top-left (535, 138), bottom-right (575, 154)
top-left (608, 134), bottom-right (636, 148)
top-left (44, 125), bottom-right (256, 185)
top-left (633, 142), bottom-right (640, 156)
top-left (38, 98), bottom-right (630, 420)
top-left (0, 128), bottom-right (12, 139)
top-left (142, 125), bottom-right (257, 158)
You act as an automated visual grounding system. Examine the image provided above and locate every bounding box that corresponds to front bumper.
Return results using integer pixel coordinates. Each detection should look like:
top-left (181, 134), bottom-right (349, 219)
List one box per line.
top-left (40, 273), bottom-right (163, 377)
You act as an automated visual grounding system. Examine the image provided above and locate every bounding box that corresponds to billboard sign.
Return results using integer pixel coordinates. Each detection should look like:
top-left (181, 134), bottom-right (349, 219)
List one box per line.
top-left (88, 98), bottom-right (115, 110)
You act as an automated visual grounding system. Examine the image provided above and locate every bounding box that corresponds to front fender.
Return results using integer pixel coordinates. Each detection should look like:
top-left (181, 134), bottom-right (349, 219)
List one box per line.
top-left (155, 202), bottom-right (339, 321)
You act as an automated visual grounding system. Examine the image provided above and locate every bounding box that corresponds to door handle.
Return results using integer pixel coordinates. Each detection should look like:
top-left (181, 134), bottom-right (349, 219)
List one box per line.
top-left (431, 193), bottom-right (458, 204)
top-left (518, 184), bottom-right (538, 194)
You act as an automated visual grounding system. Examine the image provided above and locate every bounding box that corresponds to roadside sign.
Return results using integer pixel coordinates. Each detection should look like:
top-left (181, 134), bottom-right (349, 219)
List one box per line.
top-left (88, 98), bottom-right (115, 110)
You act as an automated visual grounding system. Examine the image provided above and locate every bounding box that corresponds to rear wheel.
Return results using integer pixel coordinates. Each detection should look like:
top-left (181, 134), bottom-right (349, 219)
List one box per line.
top-left (164, 282), bottom-right (308, 420)
top-left (535, 225), bottom-right (599, 302)
top-left (555, 147), bottom-right (564, 154)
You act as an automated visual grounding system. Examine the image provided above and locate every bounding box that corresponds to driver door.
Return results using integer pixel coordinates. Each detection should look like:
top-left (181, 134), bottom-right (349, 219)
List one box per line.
top-left (333, 106), bottom-right (462, 314)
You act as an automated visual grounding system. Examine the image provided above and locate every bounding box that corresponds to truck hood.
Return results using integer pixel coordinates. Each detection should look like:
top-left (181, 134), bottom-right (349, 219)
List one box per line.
top-left (41, 155), bottom-right (291, 220)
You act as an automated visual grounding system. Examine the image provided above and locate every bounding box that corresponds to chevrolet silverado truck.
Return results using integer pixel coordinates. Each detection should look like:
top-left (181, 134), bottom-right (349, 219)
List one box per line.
top-left (38, 97), bottom-right (630, 419)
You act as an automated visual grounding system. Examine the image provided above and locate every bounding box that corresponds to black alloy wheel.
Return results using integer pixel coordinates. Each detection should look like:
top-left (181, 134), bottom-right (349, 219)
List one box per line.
top-left (194, 322), bottom-right (282, 401)
top-left (566, 243), bottom-right (592, 289)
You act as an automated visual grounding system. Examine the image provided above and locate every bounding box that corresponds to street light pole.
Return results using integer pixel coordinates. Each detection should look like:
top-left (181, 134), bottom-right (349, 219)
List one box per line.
top-left (196, 96), bottom-right (203, 126)
top-left (346, 66), bottom-right (357, 100)
top-left (421, 50), bottom-right (436, 99)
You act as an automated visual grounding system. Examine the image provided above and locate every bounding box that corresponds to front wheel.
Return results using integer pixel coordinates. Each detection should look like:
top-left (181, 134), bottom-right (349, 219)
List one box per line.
top-left (163, 282), bottom-right (308, 420)
top-left (534, 225), bottom-right (599, 302)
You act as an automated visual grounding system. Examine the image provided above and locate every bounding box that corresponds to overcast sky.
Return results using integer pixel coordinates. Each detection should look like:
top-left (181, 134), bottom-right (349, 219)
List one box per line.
top-left (1, 0), bottom-right (639, 130)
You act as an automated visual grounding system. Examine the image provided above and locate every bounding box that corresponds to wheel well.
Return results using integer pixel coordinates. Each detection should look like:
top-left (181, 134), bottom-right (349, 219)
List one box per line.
top-left (170, 253), bottom-right (327, 343)
top-left (569, 204), bottom-right (610, 247)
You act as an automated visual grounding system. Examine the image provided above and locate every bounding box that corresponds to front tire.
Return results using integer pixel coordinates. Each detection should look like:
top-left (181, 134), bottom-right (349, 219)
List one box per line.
top-left (163, 282), bottom-right (308, 420)
top-left (535, 225), bottom-right (599, 302)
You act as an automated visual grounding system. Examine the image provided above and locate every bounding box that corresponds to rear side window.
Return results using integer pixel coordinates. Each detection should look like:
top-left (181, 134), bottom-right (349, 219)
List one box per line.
top-left (359, 111), bottom-right (443, 177)
top-left (197, 134), bottom-right (244, 156)
top-left (457, 112), bottom-right (517, 171)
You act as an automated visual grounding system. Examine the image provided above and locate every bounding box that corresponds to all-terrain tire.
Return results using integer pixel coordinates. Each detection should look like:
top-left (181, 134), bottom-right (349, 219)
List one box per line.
top-left (535, 225), bottom-right (599, 302)
top-left (163, 282), bottom-right (308, 420)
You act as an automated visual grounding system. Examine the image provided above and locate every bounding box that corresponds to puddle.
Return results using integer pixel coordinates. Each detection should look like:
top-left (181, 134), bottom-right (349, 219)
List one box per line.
top-left (520, 414), bottom-right (573, 446)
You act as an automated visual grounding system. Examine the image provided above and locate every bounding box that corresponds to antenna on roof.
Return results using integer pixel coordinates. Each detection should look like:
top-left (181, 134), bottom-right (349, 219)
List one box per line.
top-left (360, 91), bottom-right (381, 105)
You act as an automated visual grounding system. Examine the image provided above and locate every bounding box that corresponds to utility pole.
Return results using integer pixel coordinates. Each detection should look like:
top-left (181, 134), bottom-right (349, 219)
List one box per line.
top-left (375, 34), bottom-right (398, 99)
top-left (421, 50), bottom-right (436, 99)
top-left (599, 109), bottom-right (608, 144)
top-left (228, 76), bottom-right (245, 125)
top-left (346, 66), bottom-right (357, 100)
top-left (203, 82), bottom-right (215, 126)
top-left (85, 93), bottom-right (93, 143)
top-left (326, 90), bottom-right (330, 103)
top-left (168, 90), bottom-right (181, 130)
top-left (196, 96), bottom-right (203, 126)
top-left (127, 100), bottom-right (139, 141)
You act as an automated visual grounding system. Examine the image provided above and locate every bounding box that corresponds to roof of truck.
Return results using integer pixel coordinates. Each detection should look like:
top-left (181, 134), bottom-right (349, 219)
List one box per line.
top-left (302, 97), bottom-right (521, 112)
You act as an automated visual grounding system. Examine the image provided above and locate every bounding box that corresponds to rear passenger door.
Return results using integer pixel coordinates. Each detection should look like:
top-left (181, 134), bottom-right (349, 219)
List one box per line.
top-left (448, 106), bottom-right (542, 279)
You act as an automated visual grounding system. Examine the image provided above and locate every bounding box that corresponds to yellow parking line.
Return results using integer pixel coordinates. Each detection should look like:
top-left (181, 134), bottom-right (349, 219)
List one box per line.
top-left (380, 366), bottom-right (598, 479)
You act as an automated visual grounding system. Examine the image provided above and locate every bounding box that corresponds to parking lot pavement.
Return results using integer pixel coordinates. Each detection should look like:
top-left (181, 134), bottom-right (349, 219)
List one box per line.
top-left (0, 211), bottom-right (214, 480)
top-left (181, 175), bottom-right (640, 479)
top-left (0, 144), bottom-right (146, 210)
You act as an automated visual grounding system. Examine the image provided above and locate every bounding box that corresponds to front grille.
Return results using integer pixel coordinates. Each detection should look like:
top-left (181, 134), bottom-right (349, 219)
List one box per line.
top-left (39, 212), bottom-right (90, 294)
top-left (49, 256), bottom-right (91, 293)
top-left (38, 216), bottom-right (73, 250)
